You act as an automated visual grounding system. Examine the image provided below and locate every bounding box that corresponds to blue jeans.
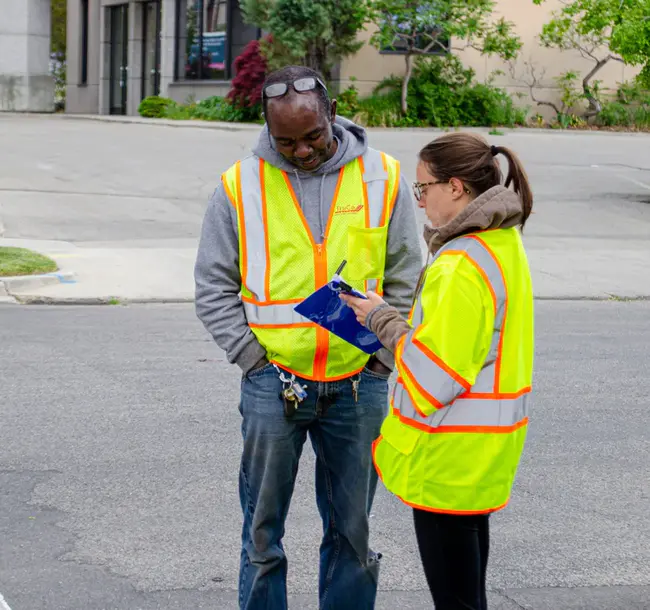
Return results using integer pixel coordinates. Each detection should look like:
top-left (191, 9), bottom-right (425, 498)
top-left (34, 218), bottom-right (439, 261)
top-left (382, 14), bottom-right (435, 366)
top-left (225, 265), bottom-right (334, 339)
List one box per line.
top-left (238, 364), bottom-right (389, 610)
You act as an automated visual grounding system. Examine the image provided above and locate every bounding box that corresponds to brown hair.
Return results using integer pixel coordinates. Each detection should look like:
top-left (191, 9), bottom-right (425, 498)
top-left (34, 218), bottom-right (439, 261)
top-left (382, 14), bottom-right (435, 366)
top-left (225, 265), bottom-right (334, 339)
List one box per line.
top-left (419, 132), bottom-right (533, 229)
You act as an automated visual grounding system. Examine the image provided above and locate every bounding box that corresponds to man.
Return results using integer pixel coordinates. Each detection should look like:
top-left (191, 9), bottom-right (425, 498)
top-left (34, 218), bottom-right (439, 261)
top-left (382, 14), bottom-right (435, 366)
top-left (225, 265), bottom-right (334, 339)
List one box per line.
top-left (195, 65), bottom-right (422, 610)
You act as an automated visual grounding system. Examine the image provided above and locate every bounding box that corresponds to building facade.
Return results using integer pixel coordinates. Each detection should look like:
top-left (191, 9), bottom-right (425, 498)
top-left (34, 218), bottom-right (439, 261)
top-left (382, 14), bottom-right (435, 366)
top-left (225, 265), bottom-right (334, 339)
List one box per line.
top-left (65, 0), bottom-right (258, 115)
top-left (338, 0), bottom-right (640, 116)
top-left (63, 0), bottom-right (641, 117)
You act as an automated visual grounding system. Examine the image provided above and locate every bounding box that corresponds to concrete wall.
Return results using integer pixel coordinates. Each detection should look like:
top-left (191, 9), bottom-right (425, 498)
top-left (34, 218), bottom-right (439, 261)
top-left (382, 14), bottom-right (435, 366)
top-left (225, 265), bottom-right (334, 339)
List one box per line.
top-left (0, 0), bottom-right (54, 112)
top-left (66, 0), bottom-right (102, 114)
top-left (337, 0), bottom-right (641, 118)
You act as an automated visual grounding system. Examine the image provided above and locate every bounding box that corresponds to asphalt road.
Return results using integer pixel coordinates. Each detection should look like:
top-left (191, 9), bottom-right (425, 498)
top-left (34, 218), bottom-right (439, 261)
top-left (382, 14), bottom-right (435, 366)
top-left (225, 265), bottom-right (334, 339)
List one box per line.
top-left (1, 301), bottom-right (649, 609)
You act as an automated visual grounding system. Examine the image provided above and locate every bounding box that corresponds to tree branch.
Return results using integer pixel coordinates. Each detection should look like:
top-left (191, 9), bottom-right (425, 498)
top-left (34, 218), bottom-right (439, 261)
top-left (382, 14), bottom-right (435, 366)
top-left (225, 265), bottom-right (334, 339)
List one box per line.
top-left (510, 60), bottom-right (562, 116)
top-left (582, 54), bottom-right (615, 118)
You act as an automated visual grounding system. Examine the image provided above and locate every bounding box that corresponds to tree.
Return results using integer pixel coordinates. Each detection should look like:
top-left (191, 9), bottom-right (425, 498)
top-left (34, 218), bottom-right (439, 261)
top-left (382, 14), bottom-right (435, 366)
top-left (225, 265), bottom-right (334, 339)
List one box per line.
top-left (240, 0), bottom-right (369, 81)
top-left (369, 0), bottom-right (522, 114)
top-left (531, 0), bottom-right (650, 117)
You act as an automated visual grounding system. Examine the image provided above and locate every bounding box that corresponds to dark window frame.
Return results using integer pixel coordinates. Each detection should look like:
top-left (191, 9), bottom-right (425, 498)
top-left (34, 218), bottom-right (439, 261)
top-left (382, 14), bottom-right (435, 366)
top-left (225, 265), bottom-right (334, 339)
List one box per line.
top-left (80, 0), bottom-right (89, 85)
top-left (141, 0), bottom-right (162, 99)
top-left (173, 0), bottom-right (235, 82)
top-left (378, 20), bottom-right (450, 56)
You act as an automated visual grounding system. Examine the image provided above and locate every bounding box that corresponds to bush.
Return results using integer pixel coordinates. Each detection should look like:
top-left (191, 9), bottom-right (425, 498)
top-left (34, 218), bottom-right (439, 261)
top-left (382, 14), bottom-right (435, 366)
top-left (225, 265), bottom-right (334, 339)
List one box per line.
top-left (596, 81), bottom-right (650, 129)
top-left (227, 37), bottom-right (268, 121)
top-left (160, 96), bottom-right (262, 123)
top-left (343, 56), bottom-right (528, 128)
top-left (138, 96), bottom-right (174, 118)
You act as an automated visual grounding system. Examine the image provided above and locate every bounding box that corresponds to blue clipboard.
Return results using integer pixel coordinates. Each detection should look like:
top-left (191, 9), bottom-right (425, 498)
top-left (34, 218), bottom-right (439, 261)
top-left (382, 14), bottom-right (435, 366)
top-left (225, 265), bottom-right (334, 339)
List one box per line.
top-left (294, 260), bottom-right (383, 355)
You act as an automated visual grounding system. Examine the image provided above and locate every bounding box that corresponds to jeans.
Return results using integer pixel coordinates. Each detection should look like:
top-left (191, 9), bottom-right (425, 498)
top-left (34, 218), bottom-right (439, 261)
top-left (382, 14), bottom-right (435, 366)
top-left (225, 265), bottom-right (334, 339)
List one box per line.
top-left (238, 363), bottom-right (389, 610)
top-left (413, 509), bottom-right (490, 610)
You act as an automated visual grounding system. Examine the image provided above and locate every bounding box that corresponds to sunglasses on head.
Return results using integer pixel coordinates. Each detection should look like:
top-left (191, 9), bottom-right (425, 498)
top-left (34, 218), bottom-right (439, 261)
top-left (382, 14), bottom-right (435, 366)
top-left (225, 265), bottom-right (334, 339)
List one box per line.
top-left (263, 77), bottom-right (328, 100)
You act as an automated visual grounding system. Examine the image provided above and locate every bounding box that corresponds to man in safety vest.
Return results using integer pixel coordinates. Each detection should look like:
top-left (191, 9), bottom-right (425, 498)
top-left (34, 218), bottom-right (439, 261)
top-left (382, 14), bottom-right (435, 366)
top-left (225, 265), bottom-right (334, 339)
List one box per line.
top-left (194, 65), bottom-right (422, 610)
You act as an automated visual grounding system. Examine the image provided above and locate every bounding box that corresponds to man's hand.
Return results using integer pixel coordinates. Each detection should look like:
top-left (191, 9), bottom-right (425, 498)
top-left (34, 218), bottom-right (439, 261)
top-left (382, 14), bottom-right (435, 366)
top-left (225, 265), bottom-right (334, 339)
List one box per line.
top-left (339, 291), bottom-right (386, 327)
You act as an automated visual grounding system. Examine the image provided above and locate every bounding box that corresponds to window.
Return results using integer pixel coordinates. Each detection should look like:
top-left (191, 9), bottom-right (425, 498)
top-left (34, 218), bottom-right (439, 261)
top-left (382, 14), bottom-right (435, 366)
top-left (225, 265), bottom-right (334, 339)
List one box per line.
top-left (379, 9), bottom-right (449, 56)
top-left (80, 0), bottom-right (89, 84)
top-left (175, 0), bottom-right (229, 81)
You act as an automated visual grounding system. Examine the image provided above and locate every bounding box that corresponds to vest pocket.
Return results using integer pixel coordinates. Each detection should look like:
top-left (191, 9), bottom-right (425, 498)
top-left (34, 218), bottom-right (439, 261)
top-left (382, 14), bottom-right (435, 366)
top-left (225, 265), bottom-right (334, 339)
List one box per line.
top-left (380, 412), bottom-right (420, 455)
top-left (346, 225), bottom-right (388, 284)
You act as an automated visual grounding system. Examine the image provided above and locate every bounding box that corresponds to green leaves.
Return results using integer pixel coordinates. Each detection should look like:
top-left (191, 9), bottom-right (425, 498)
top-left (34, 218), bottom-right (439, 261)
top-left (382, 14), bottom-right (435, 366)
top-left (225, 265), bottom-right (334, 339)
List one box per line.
top-left (367, 0), bottom-right (521, 113)
top-left (241, 0), bottom-right (370, 79)
top-left (537, 0), bottom-right (650, 82)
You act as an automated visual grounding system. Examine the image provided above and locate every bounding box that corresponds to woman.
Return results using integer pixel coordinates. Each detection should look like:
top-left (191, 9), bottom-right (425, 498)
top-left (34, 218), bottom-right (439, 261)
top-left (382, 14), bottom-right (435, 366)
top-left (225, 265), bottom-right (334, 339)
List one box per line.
top-left (341, 132), bottom-right (534, 610)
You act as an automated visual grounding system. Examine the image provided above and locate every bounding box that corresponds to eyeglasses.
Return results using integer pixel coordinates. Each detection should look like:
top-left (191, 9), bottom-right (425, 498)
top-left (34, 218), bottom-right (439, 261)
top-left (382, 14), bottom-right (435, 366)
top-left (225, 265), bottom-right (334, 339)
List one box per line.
top-left (412, 180), bottom-right (472, 201)
top-left (263, 77), bottom-right (328, 100)
top-left (412, 180), bottom-right (447, 201)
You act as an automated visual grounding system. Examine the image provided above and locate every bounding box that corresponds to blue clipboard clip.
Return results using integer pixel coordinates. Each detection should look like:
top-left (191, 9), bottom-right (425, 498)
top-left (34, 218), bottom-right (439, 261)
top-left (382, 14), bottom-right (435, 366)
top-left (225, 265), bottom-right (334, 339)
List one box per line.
top-left (294, 260), bottom-right (383, 355)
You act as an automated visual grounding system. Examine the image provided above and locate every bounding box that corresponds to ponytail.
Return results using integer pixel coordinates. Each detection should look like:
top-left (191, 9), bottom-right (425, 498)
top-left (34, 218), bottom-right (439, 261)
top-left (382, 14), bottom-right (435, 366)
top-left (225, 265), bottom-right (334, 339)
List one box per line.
top-left (491, 145), bottom-right (534, 230)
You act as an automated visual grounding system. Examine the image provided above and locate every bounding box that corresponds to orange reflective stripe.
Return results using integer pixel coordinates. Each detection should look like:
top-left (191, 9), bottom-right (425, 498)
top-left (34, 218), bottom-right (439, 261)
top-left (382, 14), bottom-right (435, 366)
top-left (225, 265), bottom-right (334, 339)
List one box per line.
top-left (241, 295), bottom-right (303, 306)
top-left (411, 336), bottom-right (472, 391)
top-left (461, 386), bottom-right (531, 400)
top-left (273, 361), bottom-right (364, 383)
top-left (398, 494), bottom-right (509, 516)
top-left (391, 405), bottom-right (529, 435)
top-left (250, 323), bottom-right (315, 329)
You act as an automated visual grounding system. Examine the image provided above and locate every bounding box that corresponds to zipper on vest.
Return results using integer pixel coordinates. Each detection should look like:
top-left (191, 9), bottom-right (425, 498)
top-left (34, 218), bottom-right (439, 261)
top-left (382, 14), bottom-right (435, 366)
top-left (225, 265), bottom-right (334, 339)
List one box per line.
top-left (313, 243), bottom-right (329, 379)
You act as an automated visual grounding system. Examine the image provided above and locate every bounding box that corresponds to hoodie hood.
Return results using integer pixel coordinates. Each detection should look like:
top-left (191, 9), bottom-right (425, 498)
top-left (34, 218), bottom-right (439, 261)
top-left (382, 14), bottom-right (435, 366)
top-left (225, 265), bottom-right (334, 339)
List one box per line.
top-left (424, 185), bottom-right (524, 254)
top-left (252, 115), bottom-right (368, 175)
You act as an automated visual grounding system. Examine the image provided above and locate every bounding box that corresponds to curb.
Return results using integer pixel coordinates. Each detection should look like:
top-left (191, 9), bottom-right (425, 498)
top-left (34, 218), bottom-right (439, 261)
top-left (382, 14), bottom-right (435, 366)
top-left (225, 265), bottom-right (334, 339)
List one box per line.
top-left (0, 271), bottom-right (76, 294)
top-left (6, 112), bottom-right (650, 137)
top-left (7, 294), bottom-right (650, 306)
top-left (13, 296), bottom-right (194, 305)
top-left (58, 113), bottom-right (262, 132)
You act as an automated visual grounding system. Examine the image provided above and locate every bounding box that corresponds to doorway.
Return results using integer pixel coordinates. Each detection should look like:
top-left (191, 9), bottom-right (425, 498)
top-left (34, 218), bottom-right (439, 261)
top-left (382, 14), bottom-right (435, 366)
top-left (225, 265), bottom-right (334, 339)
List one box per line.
top-left (109, 5), bottom-right (129, 115)
top-left (142, 1), bottom-right (162, 99)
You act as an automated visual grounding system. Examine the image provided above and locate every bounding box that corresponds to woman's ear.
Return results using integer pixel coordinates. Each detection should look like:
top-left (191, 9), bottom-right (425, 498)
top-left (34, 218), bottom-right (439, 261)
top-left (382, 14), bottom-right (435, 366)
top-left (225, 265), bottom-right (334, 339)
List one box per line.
top-left (449, 177), bottom-right (467, 200)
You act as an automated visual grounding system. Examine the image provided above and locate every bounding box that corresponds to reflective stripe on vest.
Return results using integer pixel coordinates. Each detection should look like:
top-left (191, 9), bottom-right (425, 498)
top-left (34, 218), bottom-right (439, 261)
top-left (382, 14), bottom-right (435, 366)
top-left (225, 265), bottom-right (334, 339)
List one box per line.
top-left (360, 151), bottom-right (389, 292)
top-left (392, 380), bottom-right (529, 432)
top-left (243, 300), bottom-right (306, 326)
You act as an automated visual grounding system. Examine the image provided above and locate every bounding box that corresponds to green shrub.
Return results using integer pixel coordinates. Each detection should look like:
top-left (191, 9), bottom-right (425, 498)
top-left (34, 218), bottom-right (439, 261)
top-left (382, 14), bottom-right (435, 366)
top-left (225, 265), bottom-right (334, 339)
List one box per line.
top-left (138, 96), bottom-right (174, 118)
top-left (596, 81), bottom-right (650, 129)
top-left (347, 56), bottom-right (527, 128)
top-left (335, 81), bottom-right (361, 118)
top-left (160, 96), bottom-right (263, 123)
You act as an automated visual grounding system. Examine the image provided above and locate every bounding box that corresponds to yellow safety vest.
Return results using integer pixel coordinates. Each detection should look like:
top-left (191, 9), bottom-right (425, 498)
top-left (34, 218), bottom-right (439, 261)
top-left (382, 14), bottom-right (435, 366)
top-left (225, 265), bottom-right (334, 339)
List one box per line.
top-left (373, 228), bottom-right (534, 514)
top-left (222, 149), bottom-right (400, 381)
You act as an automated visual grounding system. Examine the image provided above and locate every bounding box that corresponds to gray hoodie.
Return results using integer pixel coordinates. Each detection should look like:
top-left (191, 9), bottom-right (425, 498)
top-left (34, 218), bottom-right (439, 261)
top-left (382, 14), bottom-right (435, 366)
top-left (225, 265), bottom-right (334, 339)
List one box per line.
top-left (194, 116), bottom-right (423, 374)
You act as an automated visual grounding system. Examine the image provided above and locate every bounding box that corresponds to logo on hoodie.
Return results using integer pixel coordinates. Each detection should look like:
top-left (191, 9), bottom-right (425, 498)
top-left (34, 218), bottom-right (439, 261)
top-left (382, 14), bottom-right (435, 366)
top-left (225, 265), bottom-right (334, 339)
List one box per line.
top-left (334, 204), bottom-right (364, 215)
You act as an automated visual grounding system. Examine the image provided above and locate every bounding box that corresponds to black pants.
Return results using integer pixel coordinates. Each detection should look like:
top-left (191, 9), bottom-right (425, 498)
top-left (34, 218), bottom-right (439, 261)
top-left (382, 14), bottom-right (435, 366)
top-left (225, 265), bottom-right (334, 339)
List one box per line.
top-left (413, 509), bottom-right (490, 610)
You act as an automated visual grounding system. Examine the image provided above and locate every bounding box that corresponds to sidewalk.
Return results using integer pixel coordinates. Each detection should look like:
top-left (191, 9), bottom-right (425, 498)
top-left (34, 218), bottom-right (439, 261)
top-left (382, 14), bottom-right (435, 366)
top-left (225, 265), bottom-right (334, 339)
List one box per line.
top-left (0, 238), bottom-right (196, 304)
top-left (1, 234), bottom-right (649, 304)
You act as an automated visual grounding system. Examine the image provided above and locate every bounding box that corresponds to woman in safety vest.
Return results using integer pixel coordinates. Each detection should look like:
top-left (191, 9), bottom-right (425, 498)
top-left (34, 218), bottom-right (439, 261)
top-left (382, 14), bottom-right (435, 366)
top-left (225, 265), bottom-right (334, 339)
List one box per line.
top-left (340, 132), bottom-right (534, 610)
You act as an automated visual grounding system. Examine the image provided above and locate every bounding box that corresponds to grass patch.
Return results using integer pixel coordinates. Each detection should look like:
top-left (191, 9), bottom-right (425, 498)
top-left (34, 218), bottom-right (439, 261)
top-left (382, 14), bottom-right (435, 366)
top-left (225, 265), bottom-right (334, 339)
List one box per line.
top-left (0, 247), bottom-right (58, 277)
top-left (489, 128), bottom-right (505, 136)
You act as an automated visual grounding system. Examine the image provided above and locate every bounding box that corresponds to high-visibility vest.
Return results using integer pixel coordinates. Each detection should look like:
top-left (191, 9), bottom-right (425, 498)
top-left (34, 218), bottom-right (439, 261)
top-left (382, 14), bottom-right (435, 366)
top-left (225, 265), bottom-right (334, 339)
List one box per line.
top-left (222, 149), bottom-right (400, 381)
top-left (373, 228), bottom-right (534, 514)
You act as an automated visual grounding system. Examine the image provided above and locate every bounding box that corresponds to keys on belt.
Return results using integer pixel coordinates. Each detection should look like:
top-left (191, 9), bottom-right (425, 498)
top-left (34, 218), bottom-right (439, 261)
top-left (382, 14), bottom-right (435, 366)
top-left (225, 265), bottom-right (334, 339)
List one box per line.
top-left (275, 365), bottom-right (307, 417)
